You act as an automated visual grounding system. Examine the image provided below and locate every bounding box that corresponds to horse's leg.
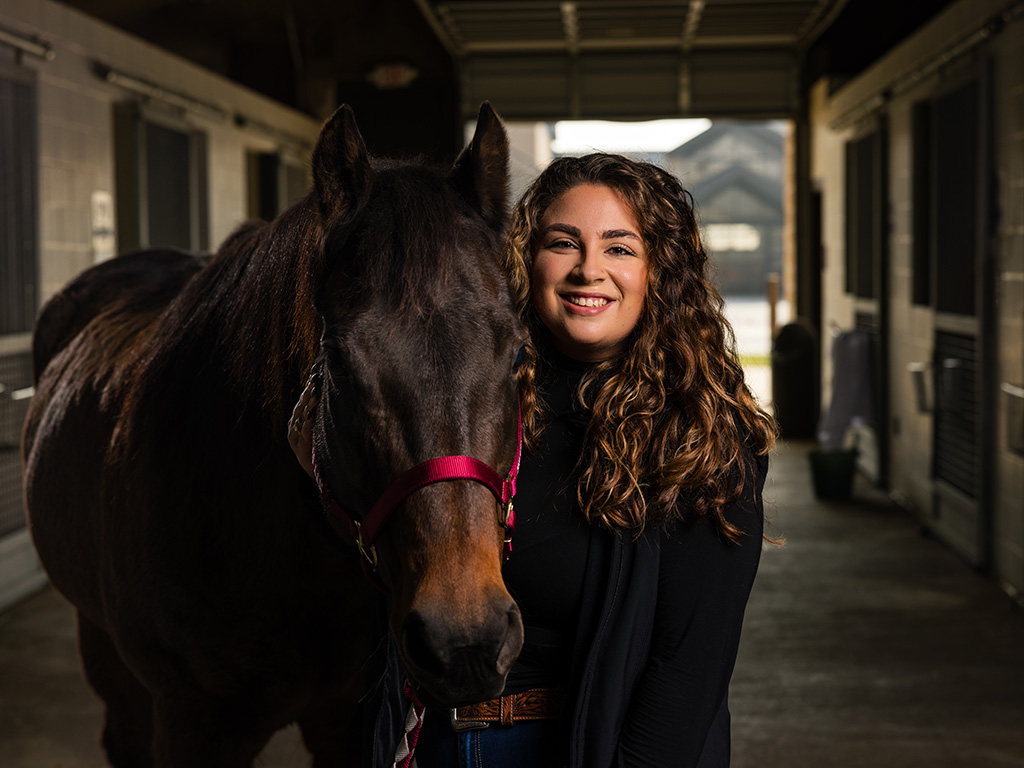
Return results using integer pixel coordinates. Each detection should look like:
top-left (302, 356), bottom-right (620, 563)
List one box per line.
top-left (150, 691), bottom-right (282, 768)
top-left (298, 702), bottom-right (362, 767)
top-left (77, 610), bottom-right (155, 767)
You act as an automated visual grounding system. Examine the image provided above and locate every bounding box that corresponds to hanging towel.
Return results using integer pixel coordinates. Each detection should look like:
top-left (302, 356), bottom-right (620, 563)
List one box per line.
top-left (817, 329), bottom-right (874, 449)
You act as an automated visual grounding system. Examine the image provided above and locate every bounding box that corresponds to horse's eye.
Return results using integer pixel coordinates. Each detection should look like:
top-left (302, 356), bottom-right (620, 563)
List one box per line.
top-left (512, 344), bottom-right (528, 373)
top-left (321, 346), bottom-right (353, 385)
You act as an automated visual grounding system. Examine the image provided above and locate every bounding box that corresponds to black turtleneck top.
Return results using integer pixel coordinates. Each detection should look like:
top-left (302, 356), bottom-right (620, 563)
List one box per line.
top-left (485, 345), bottom-right (765, 768)
top-left (501, 350), bottom-right (594, 694)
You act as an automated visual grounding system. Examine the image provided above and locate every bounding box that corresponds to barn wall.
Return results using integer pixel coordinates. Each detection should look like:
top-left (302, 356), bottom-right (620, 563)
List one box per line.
top-left (0, 0), bottom-right (321, 611)
top-left (811, 0), bottom-right (1024, 597)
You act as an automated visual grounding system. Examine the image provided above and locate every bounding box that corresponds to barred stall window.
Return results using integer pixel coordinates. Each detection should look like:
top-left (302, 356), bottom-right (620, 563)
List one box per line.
top-left (933, 79), bottom-right (979, 318)
top-left (0, 69), bottom-right (38, 336)
top-left (113, 103), bottom-right (209, 252)
top-left (933, 332), bottom-right (979, 499)
top-left (911, 101), bottom-right (931, 307)
top-left (844, 131), bottom-right (879, 300)
top-left (0, 353), bottom-right (33, 538)
top-left (0, 66), bottom-right (38, 538)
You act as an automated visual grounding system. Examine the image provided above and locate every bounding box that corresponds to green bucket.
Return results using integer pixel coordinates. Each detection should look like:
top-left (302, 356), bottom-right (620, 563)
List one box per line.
top-left (808, 448), bottom-right (857, 499)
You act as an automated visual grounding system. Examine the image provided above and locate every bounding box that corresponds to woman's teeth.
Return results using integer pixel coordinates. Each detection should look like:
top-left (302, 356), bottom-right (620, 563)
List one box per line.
top-left (567, 296), bottom-right (608, 307)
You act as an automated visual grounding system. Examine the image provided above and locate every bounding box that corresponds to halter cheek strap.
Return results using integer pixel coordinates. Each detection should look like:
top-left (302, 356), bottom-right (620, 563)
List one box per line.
top-left (311, 407), bottom-right (523, 592)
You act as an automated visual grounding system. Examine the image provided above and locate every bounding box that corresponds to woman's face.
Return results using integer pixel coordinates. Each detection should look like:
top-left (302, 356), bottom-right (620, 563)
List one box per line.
top-left (531, 184), bottom-right (649, 362)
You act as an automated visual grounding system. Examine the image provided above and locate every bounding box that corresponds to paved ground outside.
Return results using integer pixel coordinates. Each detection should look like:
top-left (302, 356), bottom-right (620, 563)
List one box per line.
top-left (725, 295), bottom-right (791, 410)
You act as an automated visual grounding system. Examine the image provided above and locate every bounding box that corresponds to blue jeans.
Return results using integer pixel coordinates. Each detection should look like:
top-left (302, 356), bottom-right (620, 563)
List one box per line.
top-left (414, 709), bottom-right (565, 768)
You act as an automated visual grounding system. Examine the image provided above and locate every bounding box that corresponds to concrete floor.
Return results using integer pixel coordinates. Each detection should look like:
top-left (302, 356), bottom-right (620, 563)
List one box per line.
top-left (2, 440), bottom-right (1023, 767)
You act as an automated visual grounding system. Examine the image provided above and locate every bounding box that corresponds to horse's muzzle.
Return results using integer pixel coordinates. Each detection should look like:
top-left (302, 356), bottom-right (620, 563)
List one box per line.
top-left (400, 599), bottom-right (524, 706)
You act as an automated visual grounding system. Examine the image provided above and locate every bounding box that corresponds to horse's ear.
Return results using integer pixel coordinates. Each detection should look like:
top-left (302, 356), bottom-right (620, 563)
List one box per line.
top-left (448, 102), bottom-right (510, 231)
top-left (312, 104), bottom-right (371, 220)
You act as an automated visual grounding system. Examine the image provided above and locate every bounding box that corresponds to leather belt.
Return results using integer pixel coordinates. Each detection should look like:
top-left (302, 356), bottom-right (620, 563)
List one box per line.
top-left (450, 688), bottom-right (563, 731)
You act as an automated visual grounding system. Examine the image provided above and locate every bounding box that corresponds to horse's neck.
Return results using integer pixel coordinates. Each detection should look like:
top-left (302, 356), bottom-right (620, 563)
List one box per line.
top-left (191, 220), bottom-right (319, 418)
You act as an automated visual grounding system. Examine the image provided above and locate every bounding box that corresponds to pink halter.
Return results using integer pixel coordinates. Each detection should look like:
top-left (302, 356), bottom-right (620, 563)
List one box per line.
top-left (311, 408), bottom-right (523, 591)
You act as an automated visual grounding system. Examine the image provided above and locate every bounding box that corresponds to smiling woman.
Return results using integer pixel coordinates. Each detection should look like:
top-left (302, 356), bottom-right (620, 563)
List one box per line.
top-left (530, 184), bottom-right (649, 362)
top-left (415, 152), bottom-right (775, 767)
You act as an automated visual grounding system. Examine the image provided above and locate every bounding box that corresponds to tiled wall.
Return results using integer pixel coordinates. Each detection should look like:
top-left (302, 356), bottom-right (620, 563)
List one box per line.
top-left (884, 93), bottom-right (936, 516)
top-left (36, 59), bottom-right (114, 299)
top-left (1, 0), bottom-right (321, 304)
top-left (808, 79), bottom-right (856, 437)
top-left (992, 19), bottom-right (1024, 597)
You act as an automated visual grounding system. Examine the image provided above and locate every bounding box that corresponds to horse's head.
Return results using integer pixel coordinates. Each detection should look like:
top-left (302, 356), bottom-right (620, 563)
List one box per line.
top-left (306, 103), bottom-right (525, 705)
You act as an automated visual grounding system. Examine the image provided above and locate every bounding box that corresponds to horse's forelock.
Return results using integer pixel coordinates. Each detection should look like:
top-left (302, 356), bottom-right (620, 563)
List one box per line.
top-left (341, 163), bottom-right (505, 315)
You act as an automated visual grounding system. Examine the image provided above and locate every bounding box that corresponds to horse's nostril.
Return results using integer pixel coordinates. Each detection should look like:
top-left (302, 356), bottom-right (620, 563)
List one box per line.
top-left (497, 602), bottom-right (525, 674)
top-left (401, 610), bottom-right (447, 681)
top-left (400, 600), bottom-right (525, 704)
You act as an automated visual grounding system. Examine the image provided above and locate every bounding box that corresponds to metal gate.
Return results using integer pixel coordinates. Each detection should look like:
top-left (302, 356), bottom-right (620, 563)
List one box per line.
top-left (0, 65), bottom-right (45, 611)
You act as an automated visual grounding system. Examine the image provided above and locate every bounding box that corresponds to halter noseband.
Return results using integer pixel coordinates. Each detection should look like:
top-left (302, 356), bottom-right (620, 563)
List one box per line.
top-left (310, 408), bottom-right (523, 592)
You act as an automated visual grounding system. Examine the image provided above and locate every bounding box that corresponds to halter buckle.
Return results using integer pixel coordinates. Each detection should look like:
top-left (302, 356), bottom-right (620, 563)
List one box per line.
top-left (501, 500), bottom-right (514, 559)
top-left (353, 520), bottom-right (379, 571)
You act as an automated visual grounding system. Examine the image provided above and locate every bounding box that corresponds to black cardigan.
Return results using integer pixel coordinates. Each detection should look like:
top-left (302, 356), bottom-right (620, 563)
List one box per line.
top-left (566, 453), bottom-right (765, 767)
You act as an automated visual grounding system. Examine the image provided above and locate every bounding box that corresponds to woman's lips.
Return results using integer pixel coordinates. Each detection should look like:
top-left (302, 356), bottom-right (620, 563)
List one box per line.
top-left (561, 293), bottom-right (613, 314)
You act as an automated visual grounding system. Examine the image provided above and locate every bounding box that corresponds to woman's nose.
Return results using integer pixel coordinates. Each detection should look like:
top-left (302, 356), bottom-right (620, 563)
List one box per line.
top-left (571, 248), bottom-right (603, 283)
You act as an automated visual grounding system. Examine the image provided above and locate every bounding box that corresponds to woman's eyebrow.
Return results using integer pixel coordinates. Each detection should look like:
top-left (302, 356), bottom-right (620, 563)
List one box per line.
top-left (602, 229), bottom-right (641, 240)
top-left (542, 223), bottom-right (581, 237)
top-left (542, 224), bottom-right (640, 241)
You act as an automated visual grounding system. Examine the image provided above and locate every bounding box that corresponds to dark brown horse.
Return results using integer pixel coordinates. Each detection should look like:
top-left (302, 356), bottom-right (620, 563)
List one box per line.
top-left (22, 103), bottom-right (524, 766)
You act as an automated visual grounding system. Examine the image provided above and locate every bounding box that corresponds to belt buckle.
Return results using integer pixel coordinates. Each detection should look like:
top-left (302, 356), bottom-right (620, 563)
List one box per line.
top-left (450, 707), bottom-right (490, 732)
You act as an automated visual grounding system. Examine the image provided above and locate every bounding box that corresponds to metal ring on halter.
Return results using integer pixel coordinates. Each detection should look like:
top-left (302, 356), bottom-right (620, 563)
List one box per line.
top-left (353, 520), bottom-right (379, 571)
top-left (501, 500), bottom-right (515, 558)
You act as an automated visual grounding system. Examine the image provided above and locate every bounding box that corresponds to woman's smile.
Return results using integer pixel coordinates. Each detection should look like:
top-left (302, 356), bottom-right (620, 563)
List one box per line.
top-left (562, 292), bottom-right (612, 310)
top-left (531, 183), bottom-right (649, 362)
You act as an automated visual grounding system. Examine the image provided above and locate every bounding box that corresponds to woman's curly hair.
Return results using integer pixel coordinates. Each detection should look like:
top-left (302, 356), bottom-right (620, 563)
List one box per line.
top-left (502, 153), bottom-right (776, 540)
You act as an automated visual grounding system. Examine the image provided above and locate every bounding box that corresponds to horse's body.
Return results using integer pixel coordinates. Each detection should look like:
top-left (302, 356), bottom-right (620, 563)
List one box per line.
top-left (22, 104), bottom-right (523, 766)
